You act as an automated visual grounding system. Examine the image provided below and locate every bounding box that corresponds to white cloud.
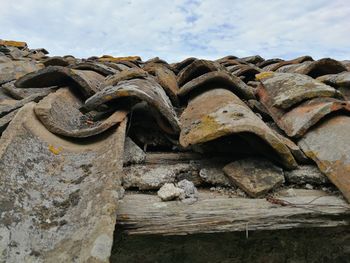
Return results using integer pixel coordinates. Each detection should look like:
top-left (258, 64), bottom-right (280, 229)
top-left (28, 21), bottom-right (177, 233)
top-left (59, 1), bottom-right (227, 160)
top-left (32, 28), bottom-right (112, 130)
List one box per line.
top-left (1, 0), bottom-right (349, 61)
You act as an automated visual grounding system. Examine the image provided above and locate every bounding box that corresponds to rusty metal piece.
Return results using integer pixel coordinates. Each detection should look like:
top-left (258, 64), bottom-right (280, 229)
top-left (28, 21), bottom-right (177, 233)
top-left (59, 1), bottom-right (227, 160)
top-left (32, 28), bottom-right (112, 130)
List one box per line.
top-left (34, 88), bottom-right (127, 138)
top-left (264, 56), bottom-right (314, 72)
top-left (178, 71), bottom-right (255, 100)
top-left (72, 61), bottom-right (119, 76)
top-left (179, 88), bottom-right (297, 169)
top-left (277, 58), bottom-right (347, 78)
top-left (84, 77), bottom-right (180, 134)
top-left (102, 68), bottom-right (148, 88)
top-left (278, 98), bottom-right (350, 138)
top-left (317, 72), bottom-right (350, 100)
top-left (177, 59), bottom-right (225, 87)
top-left (0, 60), bottom-right (43, 85)
top-left (298, 115), bottom-right (350, 203)
top-left (256, 72), bottom-right (341, 110)
top-left (14, 66), bottom-right (105, 98)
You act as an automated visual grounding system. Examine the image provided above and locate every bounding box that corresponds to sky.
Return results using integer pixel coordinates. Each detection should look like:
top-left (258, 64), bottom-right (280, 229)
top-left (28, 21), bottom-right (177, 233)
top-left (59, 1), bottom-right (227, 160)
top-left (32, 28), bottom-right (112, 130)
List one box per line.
top-left (1, 0), bottom-right (349, 62)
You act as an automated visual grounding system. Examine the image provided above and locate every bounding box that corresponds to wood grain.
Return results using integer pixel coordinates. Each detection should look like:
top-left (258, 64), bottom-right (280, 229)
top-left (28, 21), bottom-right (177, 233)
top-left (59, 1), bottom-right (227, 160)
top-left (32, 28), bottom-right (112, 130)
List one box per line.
top-left (116, 189), bottom-right (350, 236)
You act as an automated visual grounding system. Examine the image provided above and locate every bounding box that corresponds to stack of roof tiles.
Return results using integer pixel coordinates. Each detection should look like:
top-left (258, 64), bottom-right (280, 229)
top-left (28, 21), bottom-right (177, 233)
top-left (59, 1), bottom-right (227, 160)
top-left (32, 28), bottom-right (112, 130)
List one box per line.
top-left (1, 40), bottom-right (349, 262)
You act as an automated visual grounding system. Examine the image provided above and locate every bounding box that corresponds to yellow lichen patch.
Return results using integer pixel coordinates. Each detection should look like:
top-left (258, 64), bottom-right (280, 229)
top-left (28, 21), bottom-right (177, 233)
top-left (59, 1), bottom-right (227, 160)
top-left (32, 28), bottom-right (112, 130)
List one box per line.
top-left (184, 115), bottom-right (227, 145)
top-left (255, 71), bottom-right (274, 81)
top-left (48, 145), bottom-right (63, 155)
top-left (104, 95), bottom-right (114, 100)
top-left (98, 55), bottom-right (141, 63)
top-left (0, 40), bottom-right (27, 48)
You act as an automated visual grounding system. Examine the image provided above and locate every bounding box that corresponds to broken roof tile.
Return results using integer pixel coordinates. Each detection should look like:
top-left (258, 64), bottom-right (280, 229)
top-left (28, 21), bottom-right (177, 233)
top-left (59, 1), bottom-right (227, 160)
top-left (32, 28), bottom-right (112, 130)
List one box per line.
top-left (102, 67), bottom-right (148, 88)
top-left (71, 61), bottom-right (119, 76)
top-left (14, 65), bottom-right (105, 98)
top-left (256, 72), bottom-right (340, 110)
top-left (298, 115), bottom-right (350, 203)
top-left (277, 97), bottom-right (350, 138)
top-left (317, 71), bottom-right (350, 100)
top-left (83, 77), bottom-right (180, 135)
top-left (276, 58), bottom-right (347, 78)
top-left (178, 71), bottom-right (256, 101)
top-left (0, 60), bottom-right (43, 85)
top-left (179, 88), bottom-right (297, 169)
top-left (97, 55), bottom-right (141, 63)
top-left (256, 72), bottom-right (349, 138)
top-left (177, 59), bottom-right (225, 87)
top-left (34, 88), bottom-right (127, 138)
top-left (0, 39), bottom-right (27, 49)
top-left (0, 102), bottom-right (126, 262)
top-left (265, 55), bottom-right (314, 72)
top-left (223, 157), bottom-right (284, 197)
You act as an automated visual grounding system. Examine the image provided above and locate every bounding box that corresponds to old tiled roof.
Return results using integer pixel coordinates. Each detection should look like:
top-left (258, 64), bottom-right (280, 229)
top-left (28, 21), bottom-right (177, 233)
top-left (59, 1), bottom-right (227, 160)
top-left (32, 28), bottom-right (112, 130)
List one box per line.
top-left (1, 40), bottom-right (350, 262)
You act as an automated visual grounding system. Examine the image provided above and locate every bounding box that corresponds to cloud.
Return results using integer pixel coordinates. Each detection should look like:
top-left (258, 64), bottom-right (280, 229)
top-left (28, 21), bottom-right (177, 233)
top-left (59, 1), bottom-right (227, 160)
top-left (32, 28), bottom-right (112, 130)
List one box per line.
top-left (1, 0), bottom-right (349, 61)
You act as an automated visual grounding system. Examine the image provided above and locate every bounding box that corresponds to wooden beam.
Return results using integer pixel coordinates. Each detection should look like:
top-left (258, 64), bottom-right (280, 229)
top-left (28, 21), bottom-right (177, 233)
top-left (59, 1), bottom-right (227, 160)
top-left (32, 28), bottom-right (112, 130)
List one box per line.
top-left (116, 189), bottom-right (350, 236)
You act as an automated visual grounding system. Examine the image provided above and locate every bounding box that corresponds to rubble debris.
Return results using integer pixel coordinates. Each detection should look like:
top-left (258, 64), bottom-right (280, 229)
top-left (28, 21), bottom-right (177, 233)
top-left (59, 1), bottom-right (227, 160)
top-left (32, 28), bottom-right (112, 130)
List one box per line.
top-left (284, 165), bottom-right (330, 185)
top-left (223, 158), bottom-right (285, 197)
top-left (122, 163), bottom-right (200, 190)
top-left (157, 183), bottom-right (184, 201)
top-left (177, 179), bottom-right (198, 200)
top-left (123, 137), bottom-right (146, 165)
top-left (199, 166), bottom-right (231, 187)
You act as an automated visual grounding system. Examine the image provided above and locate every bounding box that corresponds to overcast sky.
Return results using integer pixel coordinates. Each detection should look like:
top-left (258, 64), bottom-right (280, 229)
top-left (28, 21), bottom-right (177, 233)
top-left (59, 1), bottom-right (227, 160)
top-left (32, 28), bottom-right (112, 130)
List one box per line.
top-left (1, 0), bottom-right (349, 62)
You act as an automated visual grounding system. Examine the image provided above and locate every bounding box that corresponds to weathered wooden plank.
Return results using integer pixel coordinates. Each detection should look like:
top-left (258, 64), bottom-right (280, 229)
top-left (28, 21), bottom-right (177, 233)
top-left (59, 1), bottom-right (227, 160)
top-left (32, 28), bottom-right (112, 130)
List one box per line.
top-left (144, 152), bottom-right (203, 164)
top-left (116, 189), bottom-right (350, 236)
